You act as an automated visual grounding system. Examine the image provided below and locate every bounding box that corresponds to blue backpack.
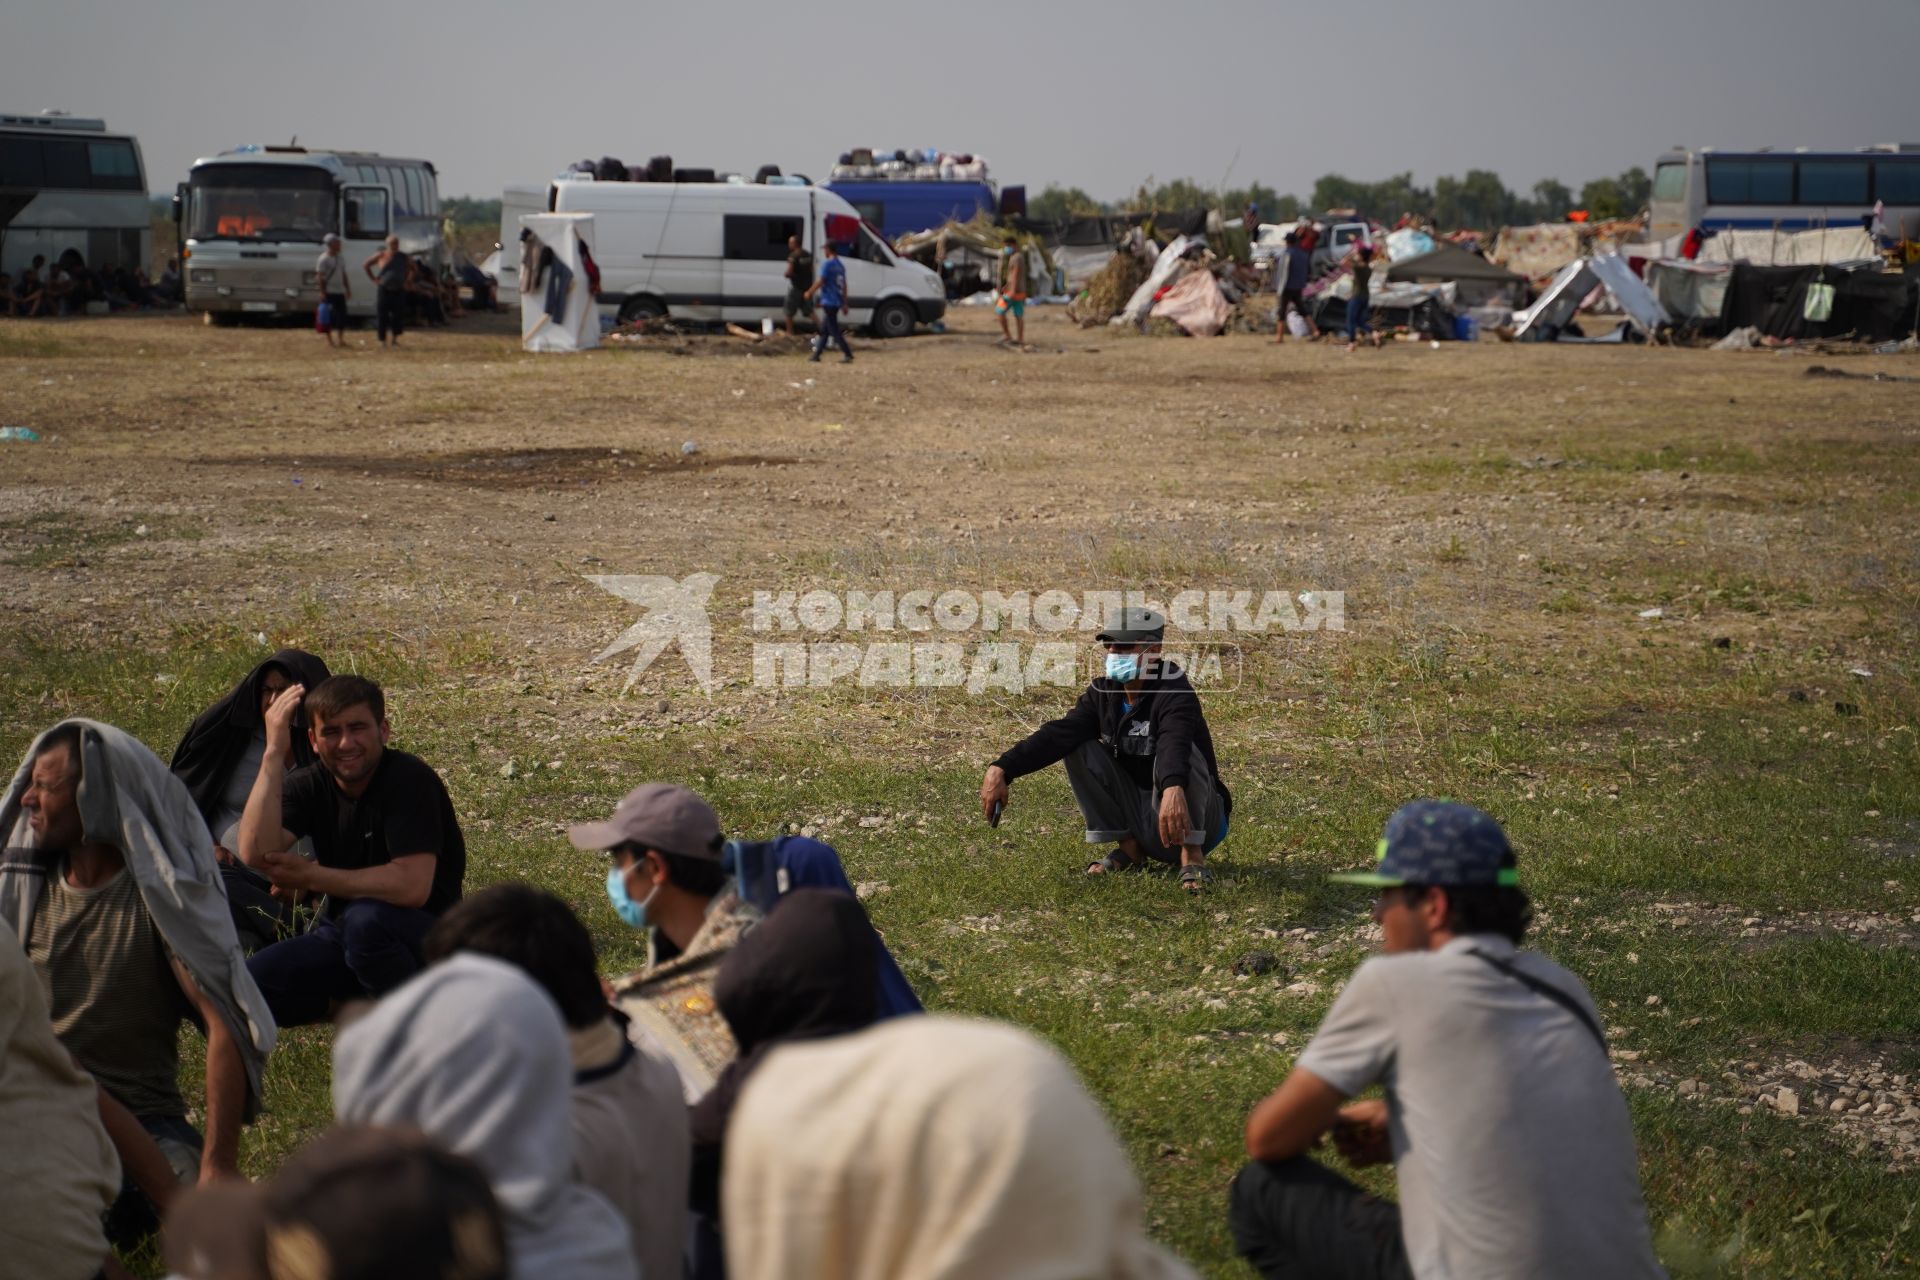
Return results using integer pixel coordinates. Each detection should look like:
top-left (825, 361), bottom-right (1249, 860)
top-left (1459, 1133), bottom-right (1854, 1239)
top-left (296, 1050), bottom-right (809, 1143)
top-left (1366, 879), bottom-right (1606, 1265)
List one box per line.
top-left (723, 835), bottom-right (923, 1018)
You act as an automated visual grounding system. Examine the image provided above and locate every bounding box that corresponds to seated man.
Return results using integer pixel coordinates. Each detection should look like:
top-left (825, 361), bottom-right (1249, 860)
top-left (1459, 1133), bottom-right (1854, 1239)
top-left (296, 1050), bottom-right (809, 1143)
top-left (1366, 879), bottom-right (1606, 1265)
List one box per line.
top-left (424, 884), bottom-right (689, 1280)
top-left (241, 675), bottom-right (466, 1027)
top-left (980, 606), bottom-right (1231, 891)
top-left (571, 783), bottom-right (760, 1100)
top-left (1230, 801), bottom-right (1666, 1280)
top-left (0, 722), bottom-right (272, 1244)
top-left (14, 266), bottom-right (48, 318)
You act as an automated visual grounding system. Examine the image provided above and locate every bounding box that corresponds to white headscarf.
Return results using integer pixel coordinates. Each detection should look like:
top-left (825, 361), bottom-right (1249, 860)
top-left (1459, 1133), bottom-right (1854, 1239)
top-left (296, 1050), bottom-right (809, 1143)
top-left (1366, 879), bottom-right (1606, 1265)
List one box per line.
top-left (722, 1015), bottom-right (1198, 1280)
top-left (332, 953), bottom-right (638, 1280)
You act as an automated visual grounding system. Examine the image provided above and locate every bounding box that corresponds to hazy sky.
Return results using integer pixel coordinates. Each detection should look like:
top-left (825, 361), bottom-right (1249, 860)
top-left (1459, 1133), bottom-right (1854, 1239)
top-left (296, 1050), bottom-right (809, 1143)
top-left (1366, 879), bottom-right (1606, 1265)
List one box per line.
top-left (8, 0), bottom-right (1913, 203)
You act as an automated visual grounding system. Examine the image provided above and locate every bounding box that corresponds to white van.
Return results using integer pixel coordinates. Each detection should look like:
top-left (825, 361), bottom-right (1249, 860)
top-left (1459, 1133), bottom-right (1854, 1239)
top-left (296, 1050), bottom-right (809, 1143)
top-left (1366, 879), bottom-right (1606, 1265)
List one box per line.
top-left (501, 180), bottom-right (946, 337)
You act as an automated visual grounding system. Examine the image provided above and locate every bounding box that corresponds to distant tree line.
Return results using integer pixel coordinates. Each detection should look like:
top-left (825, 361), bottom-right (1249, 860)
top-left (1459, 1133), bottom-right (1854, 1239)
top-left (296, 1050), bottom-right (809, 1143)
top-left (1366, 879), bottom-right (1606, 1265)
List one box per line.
top-left (443, 196), bottom-right (503, 228)
top-left (1029, 166), bottom-right (1653, 228)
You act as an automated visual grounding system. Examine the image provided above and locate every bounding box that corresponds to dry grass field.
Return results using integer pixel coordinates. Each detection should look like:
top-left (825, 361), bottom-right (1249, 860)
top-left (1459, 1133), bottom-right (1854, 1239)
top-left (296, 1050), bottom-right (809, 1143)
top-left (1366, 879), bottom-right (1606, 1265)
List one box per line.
top-left (2, 303), bottom-right (1917, 1276)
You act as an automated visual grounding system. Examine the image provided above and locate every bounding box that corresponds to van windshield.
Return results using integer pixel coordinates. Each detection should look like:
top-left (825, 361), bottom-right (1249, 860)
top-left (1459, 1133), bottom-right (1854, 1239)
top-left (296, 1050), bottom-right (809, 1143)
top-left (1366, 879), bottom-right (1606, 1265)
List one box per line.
top-left (189, 163), bottom-right (334, 242)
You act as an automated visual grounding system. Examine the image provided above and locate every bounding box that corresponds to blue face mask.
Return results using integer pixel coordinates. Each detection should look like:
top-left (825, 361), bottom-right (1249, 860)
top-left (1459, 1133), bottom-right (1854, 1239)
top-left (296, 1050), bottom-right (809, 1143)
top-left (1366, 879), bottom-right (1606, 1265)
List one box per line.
top-left (606, 863), bottom-right (659, 930)
top-left (1105, 652), bottom-right (1140, 683)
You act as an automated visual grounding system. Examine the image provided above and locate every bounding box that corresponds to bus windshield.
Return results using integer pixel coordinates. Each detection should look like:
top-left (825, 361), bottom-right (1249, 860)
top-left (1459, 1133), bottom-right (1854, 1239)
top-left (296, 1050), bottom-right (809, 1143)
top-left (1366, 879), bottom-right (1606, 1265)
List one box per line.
top-left (188, 163), bottom-right (334, 242)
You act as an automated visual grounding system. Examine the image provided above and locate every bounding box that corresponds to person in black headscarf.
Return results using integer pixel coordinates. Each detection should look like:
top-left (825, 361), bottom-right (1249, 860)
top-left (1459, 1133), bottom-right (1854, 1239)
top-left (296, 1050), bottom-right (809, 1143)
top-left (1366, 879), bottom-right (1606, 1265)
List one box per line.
top-left (169, 649), bottom-right (330, 951)
top-left (685, 889), bottom-right (879, 1273)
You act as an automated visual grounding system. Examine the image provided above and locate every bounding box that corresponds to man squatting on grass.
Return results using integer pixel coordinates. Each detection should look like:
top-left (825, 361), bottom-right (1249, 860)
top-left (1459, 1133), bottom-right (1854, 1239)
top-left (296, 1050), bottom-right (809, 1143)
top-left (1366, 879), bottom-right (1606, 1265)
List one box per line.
top-left (239, 674), bottom-right (467, 1027)
top-left (981, 607), bottom-right (1230, 892)
top-left (1231, 801), bottom-right (1666, 1280)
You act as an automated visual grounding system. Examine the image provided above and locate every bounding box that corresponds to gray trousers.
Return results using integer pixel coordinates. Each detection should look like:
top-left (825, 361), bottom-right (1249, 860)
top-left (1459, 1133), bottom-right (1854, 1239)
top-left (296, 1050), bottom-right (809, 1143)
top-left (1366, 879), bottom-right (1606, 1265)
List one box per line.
top-left (1063, 740), bottom-right (1222, 862)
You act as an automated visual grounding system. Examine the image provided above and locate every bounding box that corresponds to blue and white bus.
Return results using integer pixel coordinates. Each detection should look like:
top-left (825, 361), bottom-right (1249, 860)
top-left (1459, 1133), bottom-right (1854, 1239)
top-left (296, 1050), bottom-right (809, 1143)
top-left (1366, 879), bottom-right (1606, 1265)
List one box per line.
top-left (177, 145), bottom-right (444, 320)
top-left (1649, 145), bottom-right (1920, 242)
top-left (0, 111), bottom-right (149, 278)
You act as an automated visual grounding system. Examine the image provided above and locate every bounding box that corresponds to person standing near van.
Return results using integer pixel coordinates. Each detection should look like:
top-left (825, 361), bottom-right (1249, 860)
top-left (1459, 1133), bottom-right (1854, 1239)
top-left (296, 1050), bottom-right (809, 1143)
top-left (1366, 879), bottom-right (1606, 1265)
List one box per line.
top-left (805, 242), bottom-right (852, 364)
top-left (316, 234), bottom-right (351, 349)
top-left (783, 235), bottom-right (814, 339)
top-left (995, 245), bottom-right (1027, 348)
top-left (363, 235), bottom-right (412, 349)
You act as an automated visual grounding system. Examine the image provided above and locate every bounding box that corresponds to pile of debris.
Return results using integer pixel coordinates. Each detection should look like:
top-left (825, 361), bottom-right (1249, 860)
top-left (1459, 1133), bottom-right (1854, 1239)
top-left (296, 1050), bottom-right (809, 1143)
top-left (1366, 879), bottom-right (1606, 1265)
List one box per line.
top-left (895, 213), bottom-right (1053, 302)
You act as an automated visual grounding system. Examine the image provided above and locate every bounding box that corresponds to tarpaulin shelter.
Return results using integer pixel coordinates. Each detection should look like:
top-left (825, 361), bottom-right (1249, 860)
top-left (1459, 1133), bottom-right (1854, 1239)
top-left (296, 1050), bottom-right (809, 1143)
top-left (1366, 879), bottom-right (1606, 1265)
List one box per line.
top-left (1149, 267), bottom-right (1231, 337)
top-left (1699, 227), bottom-right (1879, 268)
top-left (1644, 260), bottom-right (1734, 330)
top-left (1512, 255), bottom-right (1669, 341)
top-left (1387, 243), bottom-right (1526, 307)
top-left (519, 213), bottom-right (599, 353)
top-left (1720, 263), bottom-right (1917, 342)
top-left (1113, 234), bottom-right (1202, 326)
top-left (1491, 223), bottom-right (1583, 287)
top-left (1310, 283), bottom-right (1455, 340)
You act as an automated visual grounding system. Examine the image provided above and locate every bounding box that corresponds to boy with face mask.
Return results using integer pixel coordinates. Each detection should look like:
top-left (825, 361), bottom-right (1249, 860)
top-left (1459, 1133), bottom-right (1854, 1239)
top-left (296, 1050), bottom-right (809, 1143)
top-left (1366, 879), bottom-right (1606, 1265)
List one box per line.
top-left (569, 783), bottom-right (760, 1101)
top-left (980, 607), bottom-right (1231, 892)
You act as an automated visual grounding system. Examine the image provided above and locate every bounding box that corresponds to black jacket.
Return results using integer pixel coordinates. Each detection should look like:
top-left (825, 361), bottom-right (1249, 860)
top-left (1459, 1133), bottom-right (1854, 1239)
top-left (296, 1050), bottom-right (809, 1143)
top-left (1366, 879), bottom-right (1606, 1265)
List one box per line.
top-left (169, 648), bottom-right (331, 828)
top-left (992, 664), bottom-right (1230, 812)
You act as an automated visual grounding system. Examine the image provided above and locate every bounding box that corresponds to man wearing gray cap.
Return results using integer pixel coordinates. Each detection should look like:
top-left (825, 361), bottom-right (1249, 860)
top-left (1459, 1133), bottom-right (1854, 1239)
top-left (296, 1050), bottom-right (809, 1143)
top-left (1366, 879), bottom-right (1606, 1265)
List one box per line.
top-left (569, 783), bottom-right (759, 1100)
top-left (979, 606), bottom-right (1230, 891)
top-left (315, 233), bottom-right (350, 349)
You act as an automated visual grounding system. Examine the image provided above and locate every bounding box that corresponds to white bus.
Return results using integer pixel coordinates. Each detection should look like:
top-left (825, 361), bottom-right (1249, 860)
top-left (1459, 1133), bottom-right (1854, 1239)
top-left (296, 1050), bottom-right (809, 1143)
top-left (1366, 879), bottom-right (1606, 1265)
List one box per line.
top-left (176, 146), bottom-right (444, 320)
top-left (1649, 145), bottom-right (1920, 242)
top-left (508, 179), bottom-right (946, 337)
top-left (0, 111), bottom-right (149, 277)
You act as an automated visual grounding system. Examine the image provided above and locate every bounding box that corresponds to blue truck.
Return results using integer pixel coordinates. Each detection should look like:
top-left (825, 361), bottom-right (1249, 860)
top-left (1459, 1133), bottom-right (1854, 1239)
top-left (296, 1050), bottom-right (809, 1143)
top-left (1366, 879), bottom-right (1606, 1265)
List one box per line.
top-left (823, 179), bottom-right (997, 242)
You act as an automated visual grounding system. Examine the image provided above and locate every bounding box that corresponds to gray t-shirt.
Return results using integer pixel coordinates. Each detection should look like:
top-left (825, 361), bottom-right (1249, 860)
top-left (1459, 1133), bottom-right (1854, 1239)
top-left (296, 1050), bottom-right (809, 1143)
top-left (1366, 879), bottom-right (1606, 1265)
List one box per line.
top-left (1297, 935), bottom-right (1665, 1280)
top-left (316, 250), bottom-right (350, 296)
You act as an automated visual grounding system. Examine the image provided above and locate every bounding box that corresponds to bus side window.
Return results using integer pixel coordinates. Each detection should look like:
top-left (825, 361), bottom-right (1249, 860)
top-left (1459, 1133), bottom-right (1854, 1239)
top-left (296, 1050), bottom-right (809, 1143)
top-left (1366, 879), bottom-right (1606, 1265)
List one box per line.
top-left (345, 188), bottom-right (390, 239)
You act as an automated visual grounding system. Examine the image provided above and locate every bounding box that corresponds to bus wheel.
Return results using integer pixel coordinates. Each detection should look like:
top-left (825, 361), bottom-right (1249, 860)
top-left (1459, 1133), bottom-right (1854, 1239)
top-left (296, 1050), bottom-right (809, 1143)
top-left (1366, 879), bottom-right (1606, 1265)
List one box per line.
top-left (618, 296), bottom-right (667, 324)
top-left (870, 299), bottom-right (915, 339)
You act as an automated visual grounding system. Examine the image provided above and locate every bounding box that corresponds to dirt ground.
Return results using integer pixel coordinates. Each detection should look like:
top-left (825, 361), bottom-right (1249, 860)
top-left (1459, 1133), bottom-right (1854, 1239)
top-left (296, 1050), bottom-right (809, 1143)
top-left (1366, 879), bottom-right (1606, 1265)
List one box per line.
top-left (4, 304), bottom-right (1914, 698)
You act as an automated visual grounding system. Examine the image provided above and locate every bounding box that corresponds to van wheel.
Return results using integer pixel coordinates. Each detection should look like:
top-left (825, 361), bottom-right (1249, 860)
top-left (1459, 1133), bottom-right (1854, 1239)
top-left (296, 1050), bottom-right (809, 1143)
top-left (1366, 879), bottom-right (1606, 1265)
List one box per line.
top-left (618, 296), bottom-right (667, 324)
top-left (870, 299), bottom-right (916, 339)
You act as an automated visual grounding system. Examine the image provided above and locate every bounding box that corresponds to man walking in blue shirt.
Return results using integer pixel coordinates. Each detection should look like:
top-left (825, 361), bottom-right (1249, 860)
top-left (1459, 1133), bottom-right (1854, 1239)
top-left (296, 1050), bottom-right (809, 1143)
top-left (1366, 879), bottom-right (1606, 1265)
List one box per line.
top-left (806, 241), bottom-right (853, 364)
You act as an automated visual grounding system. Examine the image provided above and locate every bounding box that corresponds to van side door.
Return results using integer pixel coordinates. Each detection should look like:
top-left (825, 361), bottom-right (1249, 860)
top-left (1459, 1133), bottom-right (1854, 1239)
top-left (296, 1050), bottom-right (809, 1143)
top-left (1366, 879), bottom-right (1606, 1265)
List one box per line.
top-left (721, 211), bottom-right (805, 324)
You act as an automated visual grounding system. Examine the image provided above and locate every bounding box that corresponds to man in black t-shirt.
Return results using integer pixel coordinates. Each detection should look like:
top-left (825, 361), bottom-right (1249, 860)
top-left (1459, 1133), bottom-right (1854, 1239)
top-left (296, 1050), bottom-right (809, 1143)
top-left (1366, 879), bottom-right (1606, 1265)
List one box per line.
top-left (239, 675), bottom-right (465, 1026)
top-left (783, 235), bottom-right (814, 338)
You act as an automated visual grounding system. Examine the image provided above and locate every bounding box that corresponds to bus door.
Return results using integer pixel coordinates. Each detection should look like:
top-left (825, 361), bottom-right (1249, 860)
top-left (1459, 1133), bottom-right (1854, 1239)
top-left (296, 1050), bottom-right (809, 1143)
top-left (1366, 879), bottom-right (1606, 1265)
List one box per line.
top-left (340, 184), bottom-right (393, 316)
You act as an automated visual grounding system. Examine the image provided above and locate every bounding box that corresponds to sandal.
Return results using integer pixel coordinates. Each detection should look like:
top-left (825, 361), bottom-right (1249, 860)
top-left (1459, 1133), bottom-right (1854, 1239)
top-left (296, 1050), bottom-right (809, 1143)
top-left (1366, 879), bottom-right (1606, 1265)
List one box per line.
top-left (1179, 864), bottom-right (1214, 893)
top-left (1086, 850), bottom-right (1144, 875)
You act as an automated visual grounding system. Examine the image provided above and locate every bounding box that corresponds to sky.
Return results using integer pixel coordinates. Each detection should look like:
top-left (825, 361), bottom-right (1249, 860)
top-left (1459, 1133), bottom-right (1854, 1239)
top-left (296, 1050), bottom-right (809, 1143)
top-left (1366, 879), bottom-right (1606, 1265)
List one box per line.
top-left (7, 0), bottom-right (1914, 205)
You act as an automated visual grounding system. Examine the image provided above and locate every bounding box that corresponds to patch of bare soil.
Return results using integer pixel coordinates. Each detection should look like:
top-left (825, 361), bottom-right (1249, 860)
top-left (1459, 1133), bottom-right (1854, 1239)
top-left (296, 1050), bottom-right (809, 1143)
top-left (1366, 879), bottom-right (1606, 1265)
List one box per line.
top-left (194, 447), bottom-right (796, 491)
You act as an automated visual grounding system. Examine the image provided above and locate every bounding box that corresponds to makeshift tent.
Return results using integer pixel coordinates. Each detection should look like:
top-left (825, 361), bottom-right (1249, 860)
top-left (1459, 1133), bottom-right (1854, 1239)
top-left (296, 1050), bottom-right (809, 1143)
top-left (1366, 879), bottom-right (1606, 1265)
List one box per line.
top-left (1311, 283), bottom-right (1455, 340)
top-left (1512, 255), bottom-right (1670, 342)
top-left (519, 213), bottom-right (599, 353)
top-left (1113, 234), bottom-right (1201, 326)
top-left (1149, 268), bottom-right (1231, 337)
top-left (1699, 227), bottom-right (1879, 268)
top-left (1644, 260), bottom-right (1734, 331)
top-left (1719, 263), bottom-right (1917, 342)
top-left (1386, 243), bottom-right (1526, 307)
top-left (1491, 223), bottom-right (1583, 287)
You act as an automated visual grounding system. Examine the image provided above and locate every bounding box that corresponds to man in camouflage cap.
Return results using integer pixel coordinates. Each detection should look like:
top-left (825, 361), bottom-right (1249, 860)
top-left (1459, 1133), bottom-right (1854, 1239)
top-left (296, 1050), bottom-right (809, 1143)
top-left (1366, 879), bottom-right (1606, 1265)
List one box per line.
top-left (570, 783), bottom-right (759, 1101)
top-left (980, 605), bottom-right (1231, 892)
top-left (1229, 801), bottom-right (1664, 1280)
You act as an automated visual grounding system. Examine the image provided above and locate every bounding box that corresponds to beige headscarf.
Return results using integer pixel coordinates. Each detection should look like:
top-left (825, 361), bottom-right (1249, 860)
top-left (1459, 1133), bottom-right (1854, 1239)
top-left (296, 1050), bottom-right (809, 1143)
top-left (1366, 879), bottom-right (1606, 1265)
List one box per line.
top-left (722, 1015), bottom-right (1198, 1280)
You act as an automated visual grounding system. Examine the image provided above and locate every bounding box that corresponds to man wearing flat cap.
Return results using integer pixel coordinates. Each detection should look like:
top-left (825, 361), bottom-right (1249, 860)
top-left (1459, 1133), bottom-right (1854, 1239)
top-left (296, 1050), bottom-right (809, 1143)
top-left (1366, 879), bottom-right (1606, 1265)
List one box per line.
top-left (980, 606), bottom-right (1231, 891)
top-left (569, 783), bottom-right (760, 1101)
